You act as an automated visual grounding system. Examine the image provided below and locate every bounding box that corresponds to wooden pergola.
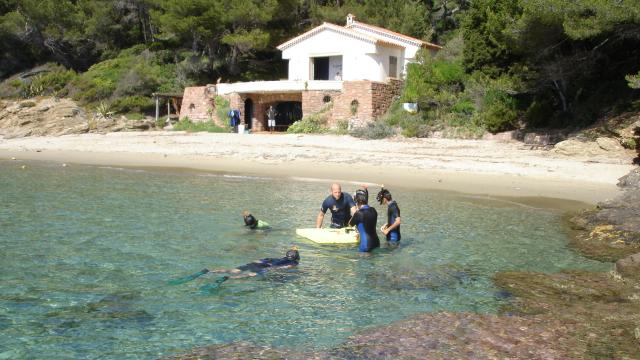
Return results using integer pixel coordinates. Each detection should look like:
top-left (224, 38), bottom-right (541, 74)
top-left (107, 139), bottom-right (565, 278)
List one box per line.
top-left (152, 92), bottom-right (183, 122)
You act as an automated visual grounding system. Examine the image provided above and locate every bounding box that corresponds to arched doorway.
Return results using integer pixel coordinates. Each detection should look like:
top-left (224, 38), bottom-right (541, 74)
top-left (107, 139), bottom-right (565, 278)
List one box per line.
top-left (244, 98), bottom-right (254, 129)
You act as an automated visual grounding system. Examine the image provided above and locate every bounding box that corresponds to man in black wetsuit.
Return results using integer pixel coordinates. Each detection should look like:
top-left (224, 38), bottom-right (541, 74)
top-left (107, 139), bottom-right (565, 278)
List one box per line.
top-left (209, 246), bottom-right (300, 279)
top-left (316, 183), bottom-right (356, 228)
top-left (349, 187), bottom-right (380, 252)
top-left (377, 187), bottom-right (401, 245)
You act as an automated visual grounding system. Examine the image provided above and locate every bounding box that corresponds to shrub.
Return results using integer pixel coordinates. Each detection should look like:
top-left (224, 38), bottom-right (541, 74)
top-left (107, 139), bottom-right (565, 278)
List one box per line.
top-left (451, 98), bottom-right (475, 115)
top-left (287, 114), bottom-right (329, 134)
top-left (70, 45), bottom-right (180, 106)
top-left (125, 113), bottom-right (145, 120)
top-left (350, 121), bottom-right (396, 139)
top-left (173, 118), bottom-right (227, 132)
top-left (525, 97), bottom-right (554, 128)
top-left (331, 120), bottom-right (349, 135)
top-left (214, 96), bottom-right (231, 124)
top-left (156, 117), bottom-right (167, 129)
top-left (18, 101), bottom-right (36, 108)
top-left (476, 99), bottom-right (518, 133)
top-left (111, 96), bottom-right (153, 113)
top-left (287, 103), bottom-right (332, 134)
top-left (28, 68), bottom-right (76, 97)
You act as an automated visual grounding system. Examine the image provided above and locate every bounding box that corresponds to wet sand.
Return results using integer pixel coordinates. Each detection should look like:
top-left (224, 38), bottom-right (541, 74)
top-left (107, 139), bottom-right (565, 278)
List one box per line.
top-left (1, 131), bottom-right (635, 210)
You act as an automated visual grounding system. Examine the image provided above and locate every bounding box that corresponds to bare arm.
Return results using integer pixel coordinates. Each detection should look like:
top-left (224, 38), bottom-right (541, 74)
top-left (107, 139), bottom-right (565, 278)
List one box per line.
top-left (382, 217), bottom-right (401, 235)
top-left (350, 205), bottom-right (357, 216)
top-left (316, 211), bottom-right (325, 228)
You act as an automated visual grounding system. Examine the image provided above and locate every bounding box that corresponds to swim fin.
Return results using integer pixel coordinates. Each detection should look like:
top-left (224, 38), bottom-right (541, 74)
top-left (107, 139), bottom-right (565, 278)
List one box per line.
top-left (199, 276), bottom-right (230, 294)
top-left (167, 268), bottom-right (210, 285)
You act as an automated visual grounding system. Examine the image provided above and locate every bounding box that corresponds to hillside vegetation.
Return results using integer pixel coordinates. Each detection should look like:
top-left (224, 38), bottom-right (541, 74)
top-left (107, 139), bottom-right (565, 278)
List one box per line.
top-left (0, 0), bottom-right (639, 137)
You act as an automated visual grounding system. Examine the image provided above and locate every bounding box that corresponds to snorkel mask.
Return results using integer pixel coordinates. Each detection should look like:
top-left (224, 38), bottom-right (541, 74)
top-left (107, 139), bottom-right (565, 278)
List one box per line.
top-left (376, 187), bottom-right (391, 205)
top-left (285, 246), bottom-right (300, 262)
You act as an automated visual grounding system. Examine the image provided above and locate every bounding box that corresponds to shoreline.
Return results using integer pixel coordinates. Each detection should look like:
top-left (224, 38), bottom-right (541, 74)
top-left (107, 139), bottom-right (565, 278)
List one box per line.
top-left (1, 132), bottom-right (635, 211)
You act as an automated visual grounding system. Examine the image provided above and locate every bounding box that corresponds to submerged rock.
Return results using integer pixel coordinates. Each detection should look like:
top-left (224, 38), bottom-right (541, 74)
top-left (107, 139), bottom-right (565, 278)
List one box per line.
top-left (569, 168), bottom-right (640, 262)
top-left (494, 270), bottom-right (640, 359)
top-left (616, 253), bottom-right (640, 282)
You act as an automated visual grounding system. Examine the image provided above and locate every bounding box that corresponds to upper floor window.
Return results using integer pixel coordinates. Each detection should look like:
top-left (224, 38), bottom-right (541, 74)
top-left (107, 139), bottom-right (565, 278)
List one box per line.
top-left (389, 56), bottom-right (398, 78)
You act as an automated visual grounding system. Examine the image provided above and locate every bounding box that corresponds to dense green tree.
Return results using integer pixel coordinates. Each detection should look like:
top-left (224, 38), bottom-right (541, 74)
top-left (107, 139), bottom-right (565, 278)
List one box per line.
top-left (461, 0), bottom-right (522, 77)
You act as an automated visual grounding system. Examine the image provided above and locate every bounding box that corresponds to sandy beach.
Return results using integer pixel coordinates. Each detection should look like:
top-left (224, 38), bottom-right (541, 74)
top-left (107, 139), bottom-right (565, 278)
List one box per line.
top-left (0, 131), bottom-right (636, 209)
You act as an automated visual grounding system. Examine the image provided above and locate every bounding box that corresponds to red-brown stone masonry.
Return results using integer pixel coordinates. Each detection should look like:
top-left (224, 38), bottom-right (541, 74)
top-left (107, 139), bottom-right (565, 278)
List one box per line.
top-left (300, 80), bottom-right (403, 128)
top-left (179, 87), bottom-right (214, 123)
top-left (301, 90), bottom-right (341, 117)
top-left (371, 79), bottom-right (403, 119)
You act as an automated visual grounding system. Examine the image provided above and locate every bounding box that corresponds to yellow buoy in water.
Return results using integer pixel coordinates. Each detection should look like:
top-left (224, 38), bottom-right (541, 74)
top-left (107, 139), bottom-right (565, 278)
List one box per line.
top-left (62, 163), bottom-right (68, 167)
top-left (20, 165), bottom-right (26, 169)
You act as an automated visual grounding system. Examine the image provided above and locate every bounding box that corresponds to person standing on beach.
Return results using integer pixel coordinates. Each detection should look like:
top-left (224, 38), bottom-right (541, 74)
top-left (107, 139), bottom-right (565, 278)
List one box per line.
top-left (316, 183), bottom-right (356, 229)
top-left (349, 187), bottom-right (379, 252)
top-left (377, 187), bottom-right (401, 245)
top-left (266, 105), bottom-right (277, 133)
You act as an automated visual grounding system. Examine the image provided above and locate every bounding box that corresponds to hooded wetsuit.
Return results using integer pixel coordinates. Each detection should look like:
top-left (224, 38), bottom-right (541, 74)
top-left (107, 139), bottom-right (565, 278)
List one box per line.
top-left (349, 205), bottom-right (380, 252)
top-left (386, 200), bottom-right (401, 243)
top-left (235, 250), bottom-right (300, 274)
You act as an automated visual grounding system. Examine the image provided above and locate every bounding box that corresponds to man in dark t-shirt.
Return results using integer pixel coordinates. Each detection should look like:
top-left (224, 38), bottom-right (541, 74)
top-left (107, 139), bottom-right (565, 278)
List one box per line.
top-left (316, 183), bottom-right (356, 228)
top-left (349, 187), bottom-right (379, 252)
top-left (377, 187), bottom-right (401, 244)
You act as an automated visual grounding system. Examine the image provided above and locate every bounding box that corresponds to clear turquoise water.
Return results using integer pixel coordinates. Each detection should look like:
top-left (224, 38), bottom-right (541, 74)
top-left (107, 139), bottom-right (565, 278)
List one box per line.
top-left (0, 160), bottom-right (609, 359)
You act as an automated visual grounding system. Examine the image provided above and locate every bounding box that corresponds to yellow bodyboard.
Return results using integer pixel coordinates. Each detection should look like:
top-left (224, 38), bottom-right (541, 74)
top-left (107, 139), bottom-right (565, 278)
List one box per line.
top-left (295, 227), bottom-right (358, 244)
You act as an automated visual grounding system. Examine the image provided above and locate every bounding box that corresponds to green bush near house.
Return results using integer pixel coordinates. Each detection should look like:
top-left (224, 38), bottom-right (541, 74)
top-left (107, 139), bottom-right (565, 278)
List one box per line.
top-left (214, 96), bottom-right (231, 124)
top-left (287, 103), bottom-right (332, 134)
top-left (125, 112), bottom-right (145, 120)
top-left (350, 121), bottom-right (396, 139)
top-left (111, 95), bottom-right (154, 113)
top-left (173, 117), bottom-right (228, 132)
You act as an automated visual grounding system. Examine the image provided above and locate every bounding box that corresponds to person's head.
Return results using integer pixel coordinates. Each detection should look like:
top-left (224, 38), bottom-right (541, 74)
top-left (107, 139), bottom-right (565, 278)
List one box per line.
top-left (242, 210), bottom-right (250, 217)
top-left (330, 183), bottom-right (342, 200)
top-left (376, 187), bottom-right (392, 205)
top-left (354, 189), bottom-right (368, 206)
top-left (285, 245), bottom-right (300, 262)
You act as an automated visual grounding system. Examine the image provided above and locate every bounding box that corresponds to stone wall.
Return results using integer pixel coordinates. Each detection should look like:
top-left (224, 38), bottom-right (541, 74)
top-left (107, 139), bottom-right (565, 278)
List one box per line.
top-left (181, 80), bottom-right (403, 130)
top-left (179, 86), bottom-right (214, 123)
top-left (300, 79), bottom-right (403, 128)
top-left (372, 79), bottom-right (403, 119)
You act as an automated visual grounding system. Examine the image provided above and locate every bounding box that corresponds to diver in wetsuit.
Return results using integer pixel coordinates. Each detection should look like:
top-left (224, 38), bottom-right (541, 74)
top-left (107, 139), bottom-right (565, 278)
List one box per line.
top-left (243, 210), bottom-right (270, 229)
top-left (377, 187), bottom-right (401, 245)
top-left (316, 183), bottom-right (356, 228)
top-left (209, 246), bottom-right (300, 279)
top-left (349, 187), bottom-right (380, 252)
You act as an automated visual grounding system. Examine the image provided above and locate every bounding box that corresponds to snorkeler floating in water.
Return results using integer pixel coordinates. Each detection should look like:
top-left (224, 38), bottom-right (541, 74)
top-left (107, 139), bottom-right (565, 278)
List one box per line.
top-left (198, 246), bottom-right (300, 293)
top-left (243, 210), bottom-right (271, 229)
top-left (209, 246), bottom-right (300, 279)
top-left (168, 246), bottom-right (301, 292)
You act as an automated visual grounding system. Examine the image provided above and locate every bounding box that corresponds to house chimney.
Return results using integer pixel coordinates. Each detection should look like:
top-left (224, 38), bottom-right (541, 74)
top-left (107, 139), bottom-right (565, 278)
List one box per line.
top-left (346, 14), bottom-right (355, 26)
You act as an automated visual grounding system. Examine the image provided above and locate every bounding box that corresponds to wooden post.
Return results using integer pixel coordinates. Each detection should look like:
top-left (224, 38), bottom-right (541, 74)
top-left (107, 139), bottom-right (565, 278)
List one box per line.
top-left (155, 96), bottom-right (159, 122)
top-left (167, 101), bottom-right (170, 122)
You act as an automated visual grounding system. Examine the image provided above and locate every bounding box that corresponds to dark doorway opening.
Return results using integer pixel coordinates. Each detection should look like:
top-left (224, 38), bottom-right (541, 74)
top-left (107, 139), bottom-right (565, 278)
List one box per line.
top-left (244, 98), bottom-right (253, 129)
top-left (313, 57), bottom-right (330, 80)
top-left (275, 101), bottom-right (302, 130)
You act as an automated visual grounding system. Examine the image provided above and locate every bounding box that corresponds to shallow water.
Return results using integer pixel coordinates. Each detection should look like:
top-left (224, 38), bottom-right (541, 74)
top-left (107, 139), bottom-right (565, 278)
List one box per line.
top-left (0, 160), bottom-right (609, 359)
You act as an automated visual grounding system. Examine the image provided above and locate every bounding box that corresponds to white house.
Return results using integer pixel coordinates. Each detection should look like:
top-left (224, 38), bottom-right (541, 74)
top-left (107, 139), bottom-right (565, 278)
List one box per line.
top-left (278, 14), bottom-right (439, 82)
top-left (179, 15), bottom-right (440, 131)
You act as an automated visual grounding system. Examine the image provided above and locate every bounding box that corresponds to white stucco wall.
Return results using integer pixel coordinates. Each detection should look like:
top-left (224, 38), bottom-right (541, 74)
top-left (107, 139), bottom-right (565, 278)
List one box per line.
top-left (373, 45), bottom-right (404, 80)
top-left (281, 29), bottom-right (386, 82)
top-left (349, 26), bottom-right (421, 78)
